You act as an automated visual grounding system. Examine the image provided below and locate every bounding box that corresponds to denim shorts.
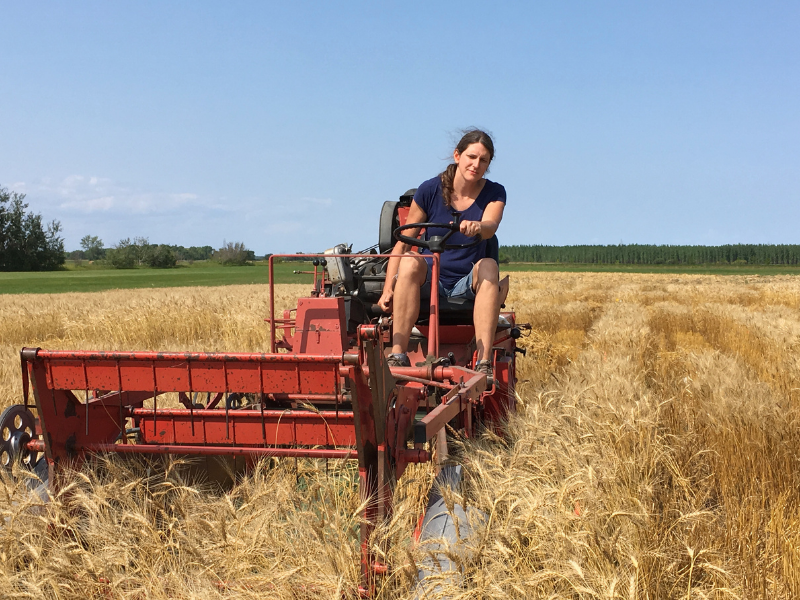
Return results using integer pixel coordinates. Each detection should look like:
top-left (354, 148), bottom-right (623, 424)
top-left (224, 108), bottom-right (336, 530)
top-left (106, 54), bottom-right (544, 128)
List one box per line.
top-left (420, 262), bottom-right (476, 301)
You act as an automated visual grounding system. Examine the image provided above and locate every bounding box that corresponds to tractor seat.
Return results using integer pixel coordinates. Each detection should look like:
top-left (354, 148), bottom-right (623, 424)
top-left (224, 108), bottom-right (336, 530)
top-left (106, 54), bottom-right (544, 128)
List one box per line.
top-left (414, 294), bottom-right (514, 330)
top-left (360, 288), bottom-right (476, 325)
top-left (416, 288), bottom-right (473, 325)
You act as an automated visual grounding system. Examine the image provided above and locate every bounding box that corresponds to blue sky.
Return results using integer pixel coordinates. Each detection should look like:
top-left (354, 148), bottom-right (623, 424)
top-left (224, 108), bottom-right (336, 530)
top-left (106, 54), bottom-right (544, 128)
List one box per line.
top-left (1, 2), bottom-right (798, 254)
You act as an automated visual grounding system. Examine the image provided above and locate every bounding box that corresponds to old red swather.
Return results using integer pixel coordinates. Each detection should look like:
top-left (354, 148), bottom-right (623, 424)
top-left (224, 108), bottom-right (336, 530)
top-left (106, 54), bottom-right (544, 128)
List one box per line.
top-left (1, 190), bottom-right (527, 594)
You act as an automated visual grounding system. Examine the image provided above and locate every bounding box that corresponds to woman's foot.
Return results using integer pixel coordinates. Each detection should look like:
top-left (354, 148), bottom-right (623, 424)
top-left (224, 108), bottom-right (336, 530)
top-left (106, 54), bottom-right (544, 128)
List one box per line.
top-left (387, 353), bottom-right (411, 368)
top-left (475, 359), bottom-right (493, 379)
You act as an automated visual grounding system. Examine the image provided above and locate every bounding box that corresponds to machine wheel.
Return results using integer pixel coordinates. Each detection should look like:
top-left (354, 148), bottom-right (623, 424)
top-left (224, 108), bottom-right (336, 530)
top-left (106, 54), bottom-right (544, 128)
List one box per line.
top-left (0, 405), bottom-right (40, 472)
top-left (413, 465), bottom-right (485, 598)
top-left (378, 200), bottom-right (399, 253)
top-left (0, 405), bottom-right (49, 495)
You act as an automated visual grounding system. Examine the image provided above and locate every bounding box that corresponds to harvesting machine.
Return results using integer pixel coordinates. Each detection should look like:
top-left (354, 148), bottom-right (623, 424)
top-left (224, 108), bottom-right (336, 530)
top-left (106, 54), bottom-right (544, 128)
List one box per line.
top-left (2, 189), bottom-right (527, 593)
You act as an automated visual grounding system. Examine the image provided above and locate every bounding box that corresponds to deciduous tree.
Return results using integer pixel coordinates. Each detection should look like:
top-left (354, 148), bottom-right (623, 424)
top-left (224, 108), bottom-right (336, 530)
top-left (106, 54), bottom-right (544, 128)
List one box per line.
top-left (80, 235), bottom-right (105, 261)
top-left (213, 241), bottom-right (254, 266)
top-left (146, 245), bottom-right (176, 268)
top-left (106, 238), bottom-right (137, 269)
top-left (0, 186), bottom-right (65, 271)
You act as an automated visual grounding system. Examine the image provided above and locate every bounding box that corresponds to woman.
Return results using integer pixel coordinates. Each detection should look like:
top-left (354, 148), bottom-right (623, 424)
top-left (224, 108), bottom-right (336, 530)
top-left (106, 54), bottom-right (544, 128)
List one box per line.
top-left (377, 129), bottom-right (506, 375)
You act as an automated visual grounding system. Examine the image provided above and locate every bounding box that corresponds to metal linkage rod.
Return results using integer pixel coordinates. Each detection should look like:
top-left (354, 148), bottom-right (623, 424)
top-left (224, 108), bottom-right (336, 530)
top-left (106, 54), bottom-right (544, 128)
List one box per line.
top-left (26, 439), bottom-right (353, 459)
top-left (127, 408), bottom-right (352, 419)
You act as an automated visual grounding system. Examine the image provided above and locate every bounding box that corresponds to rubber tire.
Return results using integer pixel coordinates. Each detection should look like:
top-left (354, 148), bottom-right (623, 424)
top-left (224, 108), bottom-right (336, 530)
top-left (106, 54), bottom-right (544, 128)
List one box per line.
top-left (413, 465), bottom-right (485, 599)
top-left (378, 201), bottom-right (399, 253)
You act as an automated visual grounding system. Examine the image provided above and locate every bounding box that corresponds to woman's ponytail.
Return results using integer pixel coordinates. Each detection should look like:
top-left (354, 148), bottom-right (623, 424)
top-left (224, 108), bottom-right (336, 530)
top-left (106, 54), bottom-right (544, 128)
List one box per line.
top-left (439, 163), bottom-right (458, 208)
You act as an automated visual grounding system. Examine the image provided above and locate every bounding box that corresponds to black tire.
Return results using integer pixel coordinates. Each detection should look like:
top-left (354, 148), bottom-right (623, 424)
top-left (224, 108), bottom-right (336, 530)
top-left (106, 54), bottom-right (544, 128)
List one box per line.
top-left (378, 200), bottom-right (399, 253)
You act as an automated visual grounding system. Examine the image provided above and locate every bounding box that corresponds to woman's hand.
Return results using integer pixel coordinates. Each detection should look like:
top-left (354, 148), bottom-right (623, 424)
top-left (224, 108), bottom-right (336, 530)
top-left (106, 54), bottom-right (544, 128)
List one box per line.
top-left (377, 289), bottom-right (393, 313)
top-left (459, 219), bottom-right (483, 238)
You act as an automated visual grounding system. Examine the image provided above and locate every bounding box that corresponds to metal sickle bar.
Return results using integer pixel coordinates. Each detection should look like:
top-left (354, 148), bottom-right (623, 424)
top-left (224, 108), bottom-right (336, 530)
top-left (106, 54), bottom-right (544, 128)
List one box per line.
top-left (25, 438), bottom-right (429, 464)
top-left (94, 445), bottom-right (355, 458)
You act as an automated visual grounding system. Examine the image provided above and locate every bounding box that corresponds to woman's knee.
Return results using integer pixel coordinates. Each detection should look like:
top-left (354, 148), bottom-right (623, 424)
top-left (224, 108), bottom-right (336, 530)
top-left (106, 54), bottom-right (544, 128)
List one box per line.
top-left (473, 258), bottom-right (499, 286)
top-left (397, 253), bottom-right (427, 285)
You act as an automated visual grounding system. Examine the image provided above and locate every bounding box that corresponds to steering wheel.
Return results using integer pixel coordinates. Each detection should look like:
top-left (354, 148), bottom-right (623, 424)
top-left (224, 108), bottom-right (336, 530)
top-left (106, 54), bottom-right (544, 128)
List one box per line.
top-left (393, 213), bottom-right (482, 254)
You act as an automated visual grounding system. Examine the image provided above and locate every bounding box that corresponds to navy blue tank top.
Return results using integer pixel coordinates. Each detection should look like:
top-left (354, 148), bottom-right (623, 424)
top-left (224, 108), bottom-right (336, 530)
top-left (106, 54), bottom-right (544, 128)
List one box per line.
top-left (413, 176), bottom-right (507, 289)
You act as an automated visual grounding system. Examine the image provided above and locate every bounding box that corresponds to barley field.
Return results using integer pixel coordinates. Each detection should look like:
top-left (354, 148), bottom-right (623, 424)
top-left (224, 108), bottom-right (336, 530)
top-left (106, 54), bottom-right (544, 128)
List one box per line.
top-left (1, 273), bottom-right (800, 599)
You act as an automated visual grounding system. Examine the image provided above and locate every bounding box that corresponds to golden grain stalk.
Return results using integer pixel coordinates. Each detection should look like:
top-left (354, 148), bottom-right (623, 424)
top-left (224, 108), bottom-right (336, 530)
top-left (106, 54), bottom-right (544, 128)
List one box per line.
top-left (1, 274), bottom-right (799, 598)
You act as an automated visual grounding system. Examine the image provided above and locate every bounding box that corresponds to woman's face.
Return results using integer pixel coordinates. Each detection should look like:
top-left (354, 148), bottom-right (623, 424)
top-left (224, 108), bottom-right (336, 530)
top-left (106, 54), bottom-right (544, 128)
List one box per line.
top-left (454, 143), bottom-right (492, 183)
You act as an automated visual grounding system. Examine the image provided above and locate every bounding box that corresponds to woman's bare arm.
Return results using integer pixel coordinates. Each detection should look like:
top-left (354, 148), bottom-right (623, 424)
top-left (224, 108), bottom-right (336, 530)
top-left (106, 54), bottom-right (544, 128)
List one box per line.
top-left (378, 201), bottom-right (427, 312)
top-left (459, 200), bottom-right (505, 239)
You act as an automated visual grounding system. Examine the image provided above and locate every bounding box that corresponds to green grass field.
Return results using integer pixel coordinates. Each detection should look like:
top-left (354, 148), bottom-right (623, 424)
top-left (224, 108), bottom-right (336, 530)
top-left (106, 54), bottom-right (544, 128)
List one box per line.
top-left (0, 262), bottom-right (312, 294)
top-left (1, 261), bottom-right (798, 294)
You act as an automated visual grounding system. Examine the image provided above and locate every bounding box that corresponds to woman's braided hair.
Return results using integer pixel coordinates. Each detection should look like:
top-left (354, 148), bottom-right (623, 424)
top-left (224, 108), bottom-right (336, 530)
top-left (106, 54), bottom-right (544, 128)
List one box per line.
top-left (440, 129), bottom-right (495, 207)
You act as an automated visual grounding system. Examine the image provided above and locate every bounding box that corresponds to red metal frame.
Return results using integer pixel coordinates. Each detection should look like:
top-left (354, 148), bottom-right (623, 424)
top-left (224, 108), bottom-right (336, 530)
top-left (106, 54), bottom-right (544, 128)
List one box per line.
top-left (267, 253), bottom-right (441, 355)
top-left (14, 243), bottom-right (521, 594)
top-left (19, 334), bottom-right (484, 591)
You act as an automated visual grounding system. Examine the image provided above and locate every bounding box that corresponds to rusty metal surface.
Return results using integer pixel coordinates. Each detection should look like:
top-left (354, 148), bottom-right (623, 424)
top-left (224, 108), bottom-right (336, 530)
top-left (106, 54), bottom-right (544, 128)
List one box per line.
top-left (414, 369), bottom-right (487, 445)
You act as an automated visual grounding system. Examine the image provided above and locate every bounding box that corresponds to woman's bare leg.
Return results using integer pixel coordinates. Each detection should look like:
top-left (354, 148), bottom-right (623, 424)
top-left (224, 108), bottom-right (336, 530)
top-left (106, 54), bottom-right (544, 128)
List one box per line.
top-left (472, 258), bottom-right (501, 363)
top-left (390, 254), bottom-right (427, 355)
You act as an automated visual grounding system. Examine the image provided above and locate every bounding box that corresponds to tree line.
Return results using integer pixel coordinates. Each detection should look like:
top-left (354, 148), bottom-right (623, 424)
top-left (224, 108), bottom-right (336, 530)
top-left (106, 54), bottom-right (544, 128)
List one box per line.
top-left (70, 237), bottom-right (256, 268)
top-left (0, 187), bottom-right (65, 271)
top-left (70, 236), bottom-right (217, 267)
top-left (499, 244), bottom-right (800, 265)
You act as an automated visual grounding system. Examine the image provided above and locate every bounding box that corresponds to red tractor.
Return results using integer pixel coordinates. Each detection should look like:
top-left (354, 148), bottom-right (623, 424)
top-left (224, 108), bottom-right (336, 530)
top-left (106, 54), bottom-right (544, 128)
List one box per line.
top-left (2, 190), bottom-right (527, 594)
